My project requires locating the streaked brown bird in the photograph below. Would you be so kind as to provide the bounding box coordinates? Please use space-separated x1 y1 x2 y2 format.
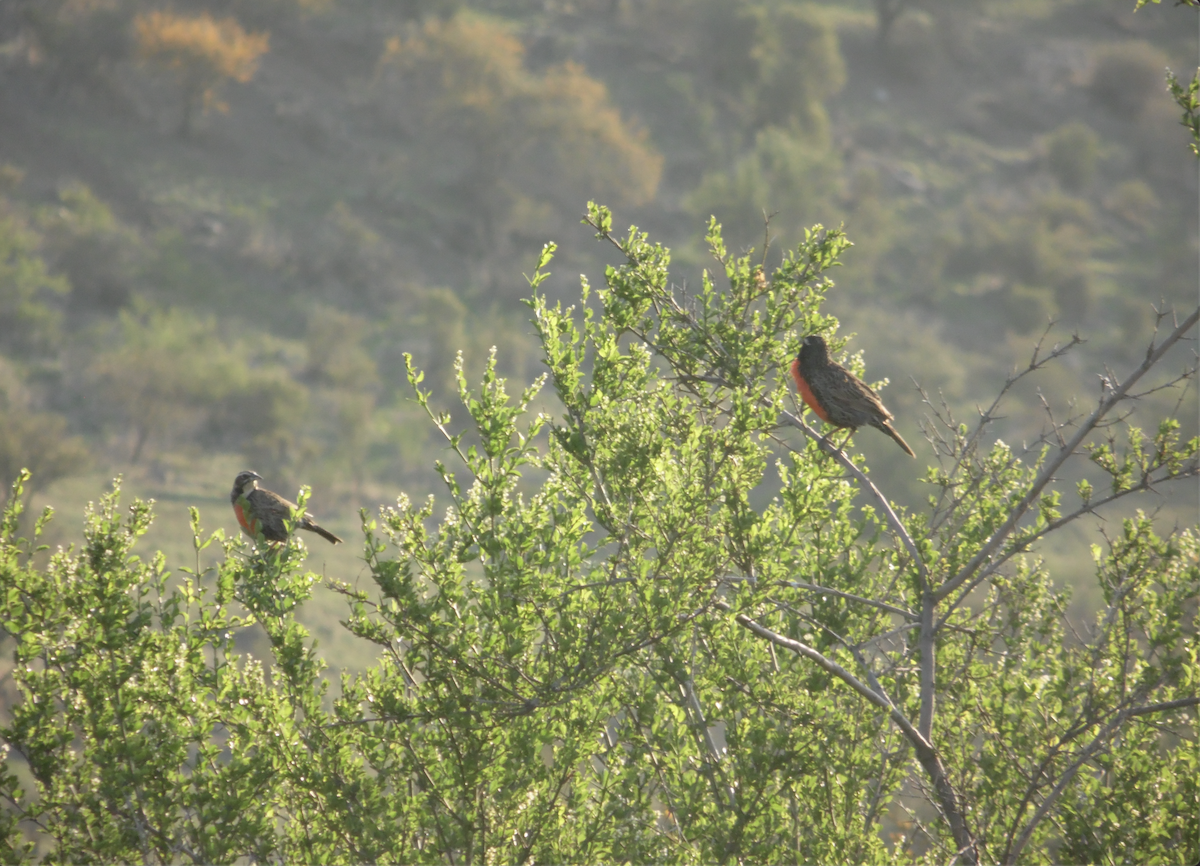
230 470 343 545
790 334 916 458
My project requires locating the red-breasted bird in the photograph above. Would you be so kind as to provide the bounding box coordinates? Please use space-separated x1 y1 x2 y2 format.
790 334 916 458
230 470 343 544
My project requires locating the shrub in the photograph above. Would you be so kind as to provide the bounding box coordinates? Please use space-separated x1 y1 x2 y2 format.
0 211 1195 864
0 210 68 356
36 181 145 311
748 4 846 134
17 0 132 92
0 358 88 506
372 13 661 273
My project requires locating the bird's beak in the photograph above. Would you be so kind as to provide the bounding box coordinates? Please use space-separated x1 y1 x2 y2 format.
250 472 262 481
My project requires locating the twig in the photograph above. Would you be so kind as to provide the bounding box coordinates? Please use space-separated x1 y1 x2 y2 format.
937 306 1199 604
720 574 916 619
784 579 917 620
943 455 1197 620
776 407 928 581
1004 695 1199 864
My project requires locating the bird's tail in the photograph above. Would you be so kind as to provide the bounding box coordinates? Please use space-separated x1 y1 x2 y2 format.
879 421 916 458
303 521 343 544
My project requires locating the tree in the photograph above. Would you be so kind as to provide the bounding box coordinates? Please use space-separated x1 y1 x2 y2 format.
371 12 661 285
0 202 1195 862
870 0 989 50
302 307 380 496
636 2 846 252
0 208 68 356
87 300 329 476
36 180 145 311
1089 40 1172 119
1044 121 1100 192
92 303 216 463
0 396 88 510
133 10 269 135
12 0 133 94
686 125 840 254
747 2 845 135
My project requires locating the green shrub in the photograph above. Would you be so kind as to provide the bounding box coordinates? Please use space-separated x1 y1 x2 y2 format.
1 213 1195 864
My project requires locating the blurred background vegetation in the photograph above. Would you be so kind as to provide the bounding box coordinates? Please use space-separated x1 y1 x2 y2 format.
0 0 1195 664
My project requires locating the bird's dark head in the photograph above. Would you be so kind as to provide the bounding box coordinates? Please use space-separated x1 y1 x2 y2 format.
799 333 831 366
231 470 262 501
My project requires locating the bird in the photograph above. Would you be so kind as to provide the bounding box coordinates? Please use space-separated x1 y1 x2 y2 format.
790 334 915 458
229 470 343 545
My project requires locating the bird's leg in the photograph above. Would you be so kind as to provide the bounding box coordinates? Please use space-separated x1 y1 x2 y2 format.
815 429 844 459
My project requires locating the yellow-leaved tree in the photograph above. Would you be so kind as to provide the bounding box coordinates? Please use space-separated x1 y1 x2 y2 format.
133 10 269 135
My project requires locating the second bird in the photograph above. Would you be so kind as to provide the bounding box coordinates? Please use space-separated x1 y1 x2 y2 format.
230 470 343 545
790 334 916 458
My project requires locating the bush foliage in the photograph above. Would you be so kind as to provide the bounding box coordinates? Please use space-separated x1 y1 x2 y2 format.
0 210 1194 863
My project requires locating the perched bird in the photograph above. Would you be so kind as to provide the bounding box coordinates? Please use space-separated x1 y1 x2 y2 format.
229 470 343 544
790 334 916 458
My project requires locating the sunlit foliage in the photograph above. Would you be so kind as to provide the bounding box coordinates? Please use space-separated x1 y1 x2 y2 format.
0 213 1193 863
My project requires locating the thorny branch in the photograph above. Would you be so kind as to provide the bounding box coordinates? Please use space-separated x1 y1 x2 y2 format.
1004 695 1200 864
944 453 1197 621
923 323 1085 526
936 305 1199 604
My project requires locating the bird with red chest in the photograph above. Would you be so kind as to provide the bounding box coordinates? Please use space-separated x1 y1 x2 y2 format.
230 470 343 545
790 334 916 458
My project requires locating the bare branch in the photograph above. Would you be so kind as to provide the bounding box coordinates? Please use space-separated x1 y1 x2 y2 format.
918 594 936 741
1036 389 1070 448
776 407 928 582
718 599 979 865
943 454 1198 619
771 599 907 706
783 579 917 620
1126 696 1200 717
716 600 901 720
934 326 1084 496
1005 694 1199 864
937 306 1200 603
760 208 778 269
